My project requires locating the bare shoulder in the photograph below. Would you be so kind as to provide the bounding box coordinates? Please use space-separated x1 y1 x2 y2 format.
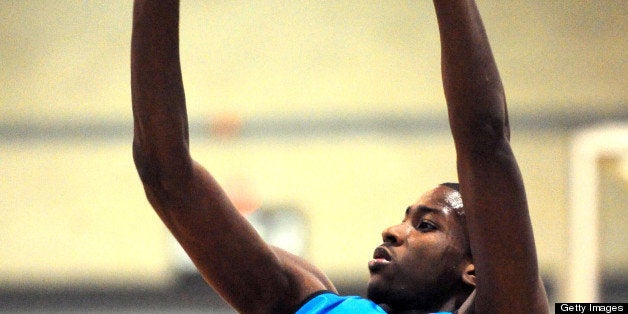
272 246 338 296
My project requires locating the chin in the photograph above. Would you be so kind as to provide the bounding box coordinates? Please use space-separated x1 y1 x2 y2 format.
367 267 391 293
367 282 427 311
366 279 398 307
366 278 384 303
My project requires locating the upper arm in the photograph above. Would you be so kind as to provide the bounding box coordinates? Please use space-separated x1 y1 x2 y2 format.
139 161 331 313
455 133 547 312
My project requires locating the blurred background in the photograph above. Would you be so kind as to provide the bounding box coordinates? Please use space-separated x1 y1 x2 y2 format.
1 1 626 313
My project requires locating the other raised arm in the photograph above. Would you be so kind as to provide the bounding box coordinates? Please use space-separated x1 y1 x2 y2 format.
432 0 549 312
131 1 333 312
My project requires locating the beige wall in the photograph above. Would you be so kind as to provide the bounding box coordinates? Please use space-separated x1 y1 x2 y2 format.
1 1 625 123
0 1 625 290
3 129 624 288
1 140 172 288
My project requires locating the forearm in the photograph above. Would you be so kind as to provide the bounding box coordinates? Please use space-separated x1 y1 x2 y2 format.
433 0 509 146
131 0 191 184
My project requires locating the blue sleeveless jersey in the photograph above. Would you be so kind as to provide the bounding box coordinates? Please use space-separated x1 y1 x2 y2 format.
295 291 454 314
295 292 386 313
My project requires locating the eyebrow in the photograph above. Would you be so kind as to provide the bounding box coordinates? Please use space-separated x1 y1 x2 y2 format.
406 205 446 218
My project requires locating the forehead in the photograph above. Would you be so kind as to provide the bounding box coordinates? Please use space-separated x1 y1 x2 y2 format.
408 186 463 217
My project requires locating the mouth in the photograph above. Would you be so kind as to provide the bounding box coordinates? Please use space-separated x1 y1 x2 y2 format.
368 246 392 272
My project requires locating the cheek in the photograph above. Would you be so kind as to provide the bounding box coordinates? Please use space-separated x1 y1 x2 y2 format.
405 233 463 267
394 236 460 288
444 230 468 257
403 235 442 266
438 234 469 273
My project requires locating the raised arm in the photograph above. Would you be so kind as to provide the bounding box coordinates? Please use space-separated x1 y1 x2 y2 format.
131 1 333 312
432 0 548 312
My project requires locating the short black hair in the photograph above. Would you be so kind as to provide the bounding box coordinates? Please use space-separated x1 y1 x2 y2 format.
440 182 460 192
438 182 463 215
438 182 472 257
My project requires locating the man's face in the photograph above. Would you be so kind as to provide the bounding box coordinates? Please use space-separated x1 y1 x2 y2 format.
367 185 471 310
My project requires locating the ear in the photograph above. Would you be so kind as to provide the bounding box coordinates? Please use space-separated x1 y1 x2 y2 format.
462 262 476 287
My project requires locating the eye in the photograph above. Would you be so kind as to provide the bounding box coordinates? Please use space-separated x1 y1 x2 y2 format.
416 220 437 231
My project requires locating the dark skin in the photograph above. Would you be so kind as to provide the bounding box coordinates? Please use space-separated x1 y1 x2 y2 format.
368 186 474 312
131 0 549 313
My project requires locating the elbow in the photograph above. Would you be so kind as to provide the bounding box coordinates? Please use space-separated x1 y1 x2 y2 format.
132 139 157 186
132 137 193 196
451 114 511 159
474 116 509 146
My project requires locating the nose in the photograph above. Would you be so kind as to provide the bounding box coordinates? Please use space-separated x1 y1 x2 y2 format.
382 223 405 246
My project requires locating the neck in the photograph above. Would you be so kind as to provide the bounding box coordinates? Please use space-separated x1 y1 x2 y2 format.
380 291 469 314
383 308 453 314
